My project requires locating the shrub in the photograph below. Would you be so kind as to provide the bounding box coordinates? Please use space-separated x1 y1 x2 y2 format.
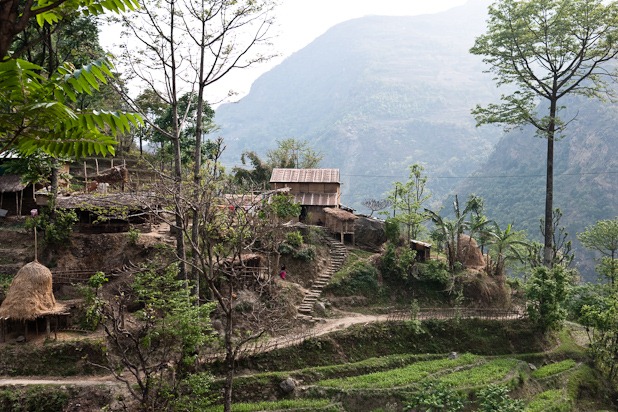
26 207 77 246
384 218 401 244
293 245 316 261
418 259 451 287
380 243 416 283
328 261 379 297
285 230 303 248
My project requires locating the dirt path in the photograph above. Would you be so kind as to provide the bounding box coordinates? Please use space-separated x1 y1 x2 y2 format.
0 375 121 386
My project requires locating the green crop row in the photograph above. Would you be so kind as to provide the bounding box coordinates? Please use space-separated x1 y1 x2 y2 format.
525 389 571 412
531 359 577 379
316 353 479 389
438 358 520 388
201 399 337 412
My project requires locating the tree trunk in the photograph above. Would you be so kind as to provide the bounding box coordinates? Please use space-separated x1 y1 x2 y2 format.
543 98 557 267
223 309 234 412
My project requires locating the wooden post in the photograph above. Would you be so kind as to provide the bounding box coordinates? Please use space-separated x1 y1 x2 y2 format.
95 158 99 175
84 162 88 189
46 317 50 339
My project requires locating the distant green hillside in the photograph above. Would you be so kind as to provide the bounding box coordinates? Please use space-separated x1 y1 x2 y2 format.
213 1 500 207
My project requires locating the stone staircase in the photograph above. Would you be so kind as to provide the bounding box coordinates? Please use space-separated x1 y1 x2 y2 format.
298 234 347 316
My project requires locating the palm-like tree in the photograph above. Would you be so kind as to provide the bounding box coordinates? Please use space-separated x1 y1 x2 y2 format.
487 223 530 277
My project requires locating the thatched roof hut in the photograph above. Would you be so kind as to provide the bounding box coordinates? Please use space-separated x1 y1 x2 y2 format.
0 261 66 321
324 207 358 244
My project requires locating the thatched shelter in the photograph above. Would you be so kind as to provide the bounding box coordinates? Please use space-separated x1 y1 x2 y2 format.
0 261 68 342
0 174 35 217
324 207 358 244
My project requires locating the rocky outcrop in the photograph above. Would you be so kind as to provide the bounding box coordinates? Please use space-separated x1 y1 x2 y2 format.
354 217 386 251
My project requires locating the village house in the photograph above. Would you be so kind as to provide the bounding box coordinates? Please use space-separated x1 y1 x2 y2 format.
269 168 341 225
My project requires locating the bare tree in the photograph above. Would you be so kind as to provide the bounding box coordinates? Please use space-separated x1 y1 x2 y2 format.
362 198 392 217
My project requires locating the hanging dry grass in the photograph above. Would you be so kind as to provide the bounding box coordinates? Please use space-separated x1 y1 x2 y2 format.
0 261 65 320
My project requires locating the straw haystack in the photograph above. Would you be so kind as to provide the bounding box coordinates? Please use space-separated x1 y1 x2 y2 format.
0 261 65 321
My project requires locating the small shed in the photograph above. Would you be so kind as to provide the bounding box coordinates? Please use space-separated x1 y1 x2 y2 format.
0 261 68 342
269 168 341 225
0 175 35 217
324 207 358 244
410 240 432 262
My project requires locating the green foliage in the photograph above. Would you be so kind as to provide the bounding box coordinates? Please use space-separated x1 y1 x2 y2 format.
201 399 336 412
285 230 303 248
531 360 577 379
128 226 140 245
0 386 69 412
328 261 379 297
384 218 401 244
78 271 108 330
0 274 13 297
26 207 78 246
526 265 575 332
318 354 479 389
292 245 316 262
417 259 451 288
476 384 524 412
405 380 466 412
379 242 416 283
578 218 618 285
438 358 520 388
266 138 323 169
266 193 302 220
172 373 217 412
525 389 571 412
580 290 618 382
0 58 142 157
387 164 431 243
100 265 216 410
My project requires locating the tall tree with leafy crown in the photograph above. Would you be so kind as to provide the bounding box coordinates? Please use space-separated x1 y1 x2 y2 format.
470 0 618 267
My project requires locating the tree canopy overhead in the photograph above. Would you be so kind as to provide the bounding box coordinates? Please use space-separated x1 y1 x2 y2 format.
0 0 139 59
470 0 618 266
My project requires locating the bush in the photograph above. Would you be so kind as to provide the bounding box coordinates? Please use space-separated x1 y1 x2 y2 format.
379 243 416 283
26 207 77 247
384 218 401 244
418 259 451 287
293 245 315 262
328 261 379 297
285 230 303 248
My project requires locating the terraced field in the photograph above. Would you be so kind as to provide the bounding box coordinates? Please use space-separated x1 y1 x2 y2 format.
205 322 612 412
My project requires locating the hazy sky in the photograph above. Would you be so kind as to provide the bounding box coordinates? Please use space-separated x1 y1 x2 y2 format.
210 0 469 104
101 1 470 104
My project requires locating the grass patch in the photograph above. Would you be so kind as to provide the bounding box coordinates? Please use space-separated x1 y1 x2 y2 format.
201 399 339 412
316 353 479 389
329 249 375 284
531 359 577 379
438 358 520 388
525 389 571 412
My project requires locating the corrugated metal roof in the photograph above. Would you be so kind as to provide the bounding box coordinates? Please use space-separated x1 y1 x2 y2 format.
292 192 338 206
270 168 340 183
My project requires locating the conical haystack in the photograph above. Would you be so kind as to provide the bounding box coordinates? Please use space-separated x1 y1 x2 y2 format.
0 261 65 321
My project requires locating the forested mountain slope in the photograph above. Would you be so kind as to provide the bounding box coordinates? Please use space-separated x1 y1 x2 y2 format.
452 95 618 281
213 0 499 207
